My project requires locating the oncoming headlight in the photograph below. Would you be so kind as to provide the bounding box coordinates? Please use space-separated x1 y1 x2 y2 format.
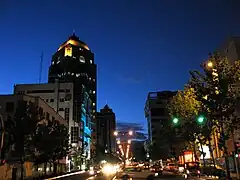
102 164 115 175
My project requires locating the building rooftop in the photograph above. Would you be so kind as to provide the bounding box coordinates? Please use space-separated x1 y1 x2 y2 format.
58 33 90 51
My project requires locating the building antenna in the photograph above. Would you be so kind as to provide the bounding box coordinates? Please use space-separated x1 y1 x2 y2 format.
39 52 43 84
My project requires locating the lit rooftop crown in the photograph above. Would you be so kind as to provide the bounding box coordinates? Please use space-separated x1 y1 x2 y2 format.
58 33 90 51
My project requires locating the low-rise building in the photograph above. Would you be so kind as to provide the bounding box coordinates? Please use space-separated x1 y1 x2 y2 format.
14 81 92 169
0 94 66 179
0 94 66 125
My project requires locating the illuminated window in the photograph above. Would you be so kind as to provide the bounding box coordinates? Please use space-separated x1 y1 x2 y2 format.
89 77 91 80
79 56 85 63
64 46 72 57
76 74 80 77
93 103 95 106
93 79 95 82
93 90 95 94
90 60 93 64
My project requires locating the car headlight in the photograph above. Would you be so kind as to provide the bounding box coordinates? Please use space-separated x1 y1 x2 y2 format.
89 170 94 175
102 164 115 175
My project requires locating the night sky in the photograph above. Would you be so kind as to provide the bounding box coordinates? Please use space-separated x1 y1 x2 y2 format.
1 0 240 132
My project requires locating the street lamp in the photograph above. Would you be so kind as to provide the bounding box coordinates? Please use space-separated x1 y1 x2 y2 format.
128 131 133 136
113 131 118 136
207 61 213 68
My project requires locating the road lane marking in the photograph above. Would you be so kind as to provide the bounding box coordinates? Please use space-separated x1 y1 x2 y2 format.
86 175 97 180
45 171 85 180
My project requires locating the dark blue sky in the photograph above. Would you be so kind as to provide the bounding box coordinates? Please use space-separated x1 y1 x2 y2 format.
1 0 240 131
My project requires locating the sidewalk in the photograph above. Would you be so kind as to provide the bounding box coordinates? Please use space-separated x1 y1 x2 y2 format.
24 170 86 180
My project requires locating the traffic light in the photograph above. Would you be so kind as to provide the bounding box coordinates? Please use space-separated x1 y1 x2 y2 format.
172 117 179 124
197 115 205 124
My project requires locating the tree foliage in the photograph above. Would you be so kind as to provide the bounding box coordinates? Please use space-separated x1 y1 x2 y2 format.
34 120 70 172
3 101 44 179
190 53 240 134
168 86 203 143
6 101 43 161
189 53 240 177
168 86 201 122
3 100 70 177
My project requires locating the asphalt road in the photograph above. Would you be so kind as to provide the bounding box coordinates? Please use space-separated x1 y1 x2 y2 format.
48 170 211 180
46 171 91 180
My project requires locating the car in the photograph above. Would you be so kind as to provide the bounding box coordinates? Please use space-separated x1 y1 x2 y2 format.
167 163 178 171
116 167 159 179
182 162 201 178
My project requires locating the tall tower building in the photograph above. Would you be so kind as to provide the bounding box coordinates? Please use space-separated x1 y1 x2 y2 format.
48 33 97 156
96 105 116 155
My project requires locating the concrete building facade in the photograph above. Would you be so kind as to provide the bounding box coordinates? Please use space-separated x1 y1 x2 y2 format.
47 33 97 157
0 94 66 180
14 81 92 168
144 91 177 143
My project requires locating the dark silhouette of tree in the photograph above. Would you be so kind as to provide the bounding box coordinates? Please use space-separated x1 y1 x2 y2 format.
34 120 70 174
4 101 43 180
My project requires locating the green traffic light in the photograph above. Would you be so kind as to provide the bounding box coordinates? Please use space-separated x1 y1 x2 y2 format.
197 116 204 123
173 118 179 124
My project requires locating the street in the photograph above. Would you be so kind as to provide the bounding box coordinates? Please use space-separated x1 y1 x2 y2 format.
46 171 91 180
47 170 221 180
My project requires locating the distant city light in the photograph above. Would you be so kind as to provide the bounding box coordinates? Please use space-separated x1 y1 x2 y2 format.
128 131 133 136
114 131 118 136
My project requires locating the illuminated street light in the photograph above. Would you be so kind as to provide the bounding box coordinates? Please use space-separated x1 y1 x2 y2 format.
207 61 213 68
127 140 131 144
113 131 118 136
117 140 121 144
128 131 133 136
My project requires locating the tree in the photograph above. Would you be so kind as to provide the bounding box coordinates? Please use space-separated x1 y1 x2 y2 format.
35 120 70 174
189 53 240 178
168 86 202 157
4 101 43 180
